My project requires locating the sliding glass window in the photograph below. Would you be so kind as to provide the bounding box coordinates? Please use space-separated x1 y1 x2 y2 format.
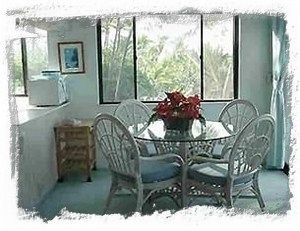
97 14 238 103
136 15 201 101
100 18 134 102
203 14 234 100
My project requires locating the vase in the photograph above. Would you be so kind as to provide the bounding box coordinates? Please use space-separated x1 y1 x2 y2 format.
163 117 193 132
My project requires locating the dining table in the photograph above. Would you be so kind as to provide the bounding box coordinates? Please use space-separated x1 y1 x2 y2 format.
134 119 234 207
134 119 233 162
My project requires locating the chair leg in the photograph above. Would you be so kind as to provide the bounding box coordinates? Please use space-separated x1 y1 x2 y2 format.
136 185 144 213
224 186 233 208
252 173 265 211
103 179 118 214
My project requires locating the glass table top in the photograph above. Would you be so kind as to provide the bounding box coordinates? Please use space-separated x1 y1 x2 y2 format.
134 120 233 142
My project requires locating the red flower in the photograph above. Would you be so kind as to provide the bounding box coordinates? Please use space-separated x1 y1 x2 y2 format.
148 91 206 124
165 91 186 107
187 95 201 106
155 100 173 118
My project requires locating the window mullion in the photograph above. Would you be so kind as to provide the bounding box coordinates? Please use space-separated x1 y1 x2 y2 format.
200 15 204 100
21 38 28 96
96 19 104 104
233 15 239 99
133 17 137 99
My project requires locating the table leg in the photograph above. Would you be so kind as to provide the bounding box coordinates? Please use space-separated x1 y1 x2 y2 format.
179 142 189 208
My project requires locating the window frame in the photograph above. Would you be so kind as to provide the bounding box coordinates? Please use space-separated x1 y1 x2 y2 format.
12 38 28 97
12 35 49 97
97 14 239 104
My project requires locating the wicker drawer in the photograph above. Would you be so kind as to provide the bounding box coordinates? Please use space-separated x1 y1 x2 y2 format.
54 120 96 182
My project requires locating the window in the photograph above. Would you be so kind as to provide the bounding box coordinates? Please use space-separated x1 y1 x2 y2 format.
9 39 25 95
97 14 239 103
9 30 48 96
136 15 201 101
27 37 48 79
203 14 235 100
100 18 134 101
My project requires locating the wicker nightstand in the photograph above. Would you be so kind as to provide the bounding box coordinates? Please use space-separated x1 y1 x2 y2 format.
54 120 96 182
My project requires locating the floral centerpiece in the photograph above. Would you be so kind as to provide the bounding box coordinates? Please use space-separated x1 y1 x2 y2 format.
148 91 206 131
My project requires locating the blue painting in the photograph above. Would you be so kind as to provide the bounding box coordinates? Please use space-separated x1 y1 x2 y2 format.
64 47 79 69
58 41 85 74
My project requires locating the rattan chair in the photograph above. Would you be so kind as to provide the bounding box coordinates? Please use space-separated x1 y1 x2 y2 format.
114 99 152 136
218 99 259 135
93 113 184 213
212 99 260 159
114 99 156 156
185 114 275 211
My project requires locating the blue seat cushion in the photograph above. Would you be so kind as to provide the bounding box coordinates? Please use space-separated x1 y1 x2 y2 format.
136 141 157 157
145 142 157 156
188 163 253 186
140 159 181 183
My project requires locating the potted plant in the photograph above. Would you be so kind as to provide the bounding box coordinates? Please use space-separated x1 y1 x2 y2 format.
148 91 206 132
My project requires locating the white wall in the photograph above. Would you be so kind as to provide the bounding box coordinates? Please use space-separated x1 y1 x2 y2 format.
240 15 273 114
15 107 68 208
48 19 102 119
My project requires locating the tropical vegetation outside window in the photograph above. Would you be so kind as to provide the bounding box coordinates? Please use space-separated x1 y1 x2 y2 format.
98 14 238 103
9 39 25 95
136 15 201 101
27 37 48 80
203 14 234 100
9 30 48 96
100 18 135 102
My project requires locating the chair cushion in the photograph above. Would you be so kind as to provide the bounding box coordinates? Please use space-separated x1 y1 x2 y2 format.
136 141 157 157
140 159 181 183
211 143 224 159
188 163 253 186
145 142 157 156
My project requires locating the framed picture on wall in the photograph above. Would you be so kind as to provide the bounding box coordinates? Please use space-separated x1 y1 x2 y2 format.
58 41 85 74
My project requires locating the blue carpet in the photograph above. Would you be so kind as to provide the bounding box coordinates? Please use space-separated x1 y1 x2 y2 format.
31 169 291 221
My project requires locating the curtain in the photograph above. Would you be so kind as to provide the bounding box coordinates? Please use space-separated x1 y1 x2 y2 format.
266 17 288 169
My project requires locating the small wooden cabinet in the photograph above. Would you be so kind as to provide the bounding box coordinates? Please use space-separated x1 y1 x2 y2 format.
54 120 96 182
